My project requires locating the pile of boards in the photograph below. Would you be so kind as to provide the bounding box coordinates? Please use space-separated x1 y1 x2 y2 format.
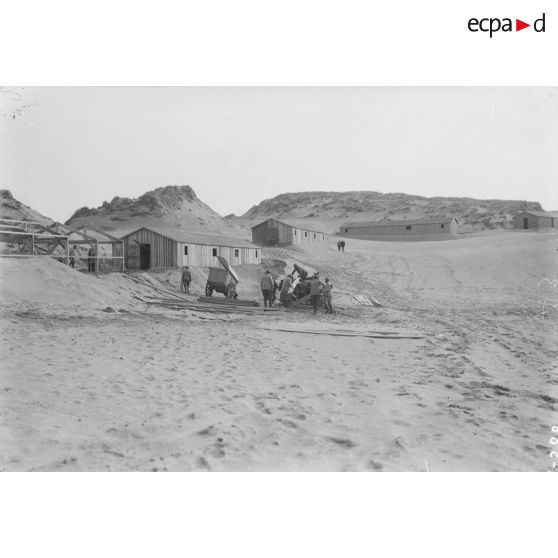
123 273 278 315
136 294 278 315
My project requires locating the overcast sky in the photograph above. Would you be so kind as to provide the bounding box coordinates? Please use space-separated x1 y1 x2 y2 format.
1 87 557 223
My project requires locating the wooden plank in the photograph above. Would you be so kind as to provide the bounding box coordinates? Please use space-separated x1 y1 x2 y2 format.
136 295 279 313
35 223 66 236
141 302 277 314
258 326 422 339
352 295 382 307
197 296 259 307
216 256 240 282
0 218 46 226
122 274 194 301
0 231 67 239
56 222 96 240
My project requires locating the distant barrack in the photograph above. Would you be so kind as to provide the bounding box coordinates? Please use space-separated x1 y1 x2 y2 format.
340 215 456 228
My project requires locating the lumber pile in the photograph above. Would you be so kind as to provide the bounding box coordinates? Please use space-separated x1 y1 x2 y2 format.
136 295 278 315
197 296 260 307
124 272 278 315
123 274 197 301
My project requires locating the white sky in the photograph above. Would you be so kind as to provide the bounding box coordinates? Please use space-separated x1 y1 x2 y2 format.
1 87 557 223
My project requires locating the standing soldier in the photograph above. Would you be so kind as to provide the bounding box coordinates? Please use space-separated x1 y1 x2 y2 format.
69 246 76 268
323 277 334 314
181 266 192 293
260 270 274 308
272 276 280 306
280 274 293 308
87 246 96 272
305 273 325 315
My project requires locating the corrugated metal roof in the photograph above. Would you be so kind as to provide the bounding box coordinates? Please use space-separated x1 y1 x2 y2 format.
251 218 326 234
518 210 558 218
120 226 257 248
340 216 457 228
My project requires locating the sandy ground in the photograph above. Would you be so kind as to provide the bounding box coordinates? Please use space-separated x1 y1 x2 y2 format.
0 230 557 471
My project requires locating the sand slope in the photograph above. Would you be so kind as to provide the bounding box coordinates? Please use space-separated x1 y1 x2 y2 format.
0 230 556 471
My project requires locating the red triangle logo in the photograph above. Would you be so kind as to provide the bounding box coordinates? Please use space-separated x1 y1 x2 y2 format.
516 19 530 31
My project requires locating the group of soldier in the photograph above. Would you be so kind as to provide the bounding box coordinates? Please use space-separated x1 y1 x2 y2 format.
67 245 98 272
178 263 334 315
260 268 334 314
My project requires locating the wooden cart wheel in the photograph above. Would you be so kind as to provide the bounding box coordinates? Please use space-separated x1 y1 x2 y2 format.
205 282 213 297
226 283 236 298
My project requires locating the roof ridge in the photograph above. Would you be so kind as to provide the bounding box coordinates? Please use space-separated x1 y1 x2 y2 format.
120 225 257 247
251 217 326 234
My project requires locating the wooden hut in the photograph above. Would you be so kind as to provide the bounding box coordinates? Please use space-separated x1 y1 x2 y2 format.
339 216 459 239
513 211 558 230
251 218 326 246
120 226 261 270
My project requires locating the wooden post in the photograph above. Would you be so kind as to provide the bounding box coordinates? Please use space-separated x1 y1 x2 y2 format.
65 236 69 266
31 234 35 255
95 240 99 274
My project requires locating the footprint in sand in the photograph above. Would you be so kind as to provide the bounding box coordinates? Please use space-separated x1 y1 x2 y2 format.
326 437 356 449
350 380 370 389
367 459 384 471
278 418 298 429
210 439 226 458
196 457 211 470
391 418 412 427
197 425 216 436
256 401 273 415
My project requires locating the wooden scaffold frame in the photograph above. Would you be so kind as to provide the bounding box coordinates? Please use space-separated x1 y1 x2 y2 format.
0 218 126 272
56 223 125 272
0 218 69 262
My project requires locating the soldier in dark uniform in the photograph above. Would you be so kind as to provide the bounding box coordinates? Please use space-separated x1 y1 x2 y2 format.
181 266 192 293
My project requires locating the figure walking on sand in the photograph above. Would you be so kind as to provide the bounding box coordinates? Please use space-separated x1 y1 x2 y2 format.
323 277 334 314
261 270 274 308
337 240 342 252
305 273 325 315
341 240 346 252
181 266 192 293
